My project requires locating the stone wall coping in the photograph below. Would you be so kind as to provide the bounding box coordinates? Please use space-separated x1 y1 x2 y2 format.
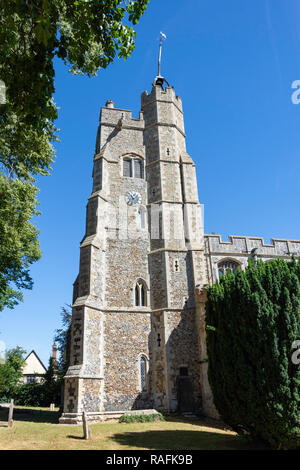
93 154 119 164
59 409 160 424
146 159 195 168
61 409 159 417
151 307 196 313
80 236 102 249
71 300 152 314
101 307 151 313
207 252 295 259
205 234 300 245
146 200 199 206
149 248 204 254
100 121 144 132
100 106 144 122
87 191 109 202
64 375 104 379
146 159 181 167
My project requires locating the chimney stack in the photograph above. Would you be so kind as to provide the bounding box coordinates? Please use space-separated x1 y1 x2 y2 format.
52 343 57 361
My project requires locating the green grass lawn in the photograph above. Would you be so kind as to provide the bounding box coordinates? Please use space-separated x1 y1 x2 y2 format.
0 406 266 450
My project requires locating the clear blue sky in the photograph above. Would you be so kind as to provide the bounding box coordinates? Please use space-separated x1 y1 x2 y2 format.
1 0 300 366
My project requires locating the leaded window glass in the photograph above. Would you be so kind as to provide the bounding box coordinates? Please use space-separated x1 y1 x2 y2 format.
140 357 146 391
123 156 144 178
218 261 239 278
26 375 37 384
123 158 132 177
134 158 143 178
135 285 139 306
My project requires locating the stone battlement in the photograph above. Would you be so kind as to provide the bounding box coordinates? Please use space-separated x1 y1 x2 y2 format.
205 234 300 257
141 85 183 111
100 105 144 128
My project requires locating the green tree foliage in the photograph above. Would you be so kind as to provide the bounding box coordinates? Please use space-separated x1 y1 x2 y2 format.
0 346 26 397
44 356 57 384
206 258 300 450
0 307 72 406
11 381 61 407
42 355 61 406
0 0 149 310
0 0 149 132
53 305 72 375
0 352 61 407
0 176 41 310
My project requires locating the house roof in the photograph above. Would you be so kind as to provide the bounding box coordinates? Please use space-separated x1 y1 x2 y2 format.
23 350 47 375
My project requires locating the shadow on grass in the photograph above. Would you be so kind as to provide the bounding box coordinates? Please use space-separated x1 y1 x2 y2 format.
0 407 59 424
165 415 233 432
110 429 267 451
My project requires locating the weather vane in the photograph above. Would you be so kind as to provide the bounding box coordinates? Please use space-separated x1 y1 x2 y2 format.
158 32 166 77
154 32 169 89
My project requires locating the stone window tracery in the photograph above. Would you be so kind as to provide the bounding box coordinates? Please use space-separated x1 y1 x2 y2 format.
218 260 239 278
123 155 144 179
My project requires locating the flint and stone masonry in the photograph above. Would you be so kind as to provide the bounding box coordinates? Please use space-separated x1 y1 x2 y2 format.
59 78 300 424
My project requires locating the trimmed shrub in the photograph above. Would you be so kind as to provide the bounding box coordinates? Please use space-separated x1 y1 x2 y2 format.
119 412 164 423
206 258 300 450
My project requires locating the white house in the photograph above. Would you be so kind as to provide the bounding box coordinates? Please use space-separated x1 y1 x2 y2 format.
22 350 47 384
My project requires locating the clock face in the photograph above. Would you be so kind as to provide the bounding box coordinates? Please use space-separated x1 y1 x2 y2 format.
126 191 141 206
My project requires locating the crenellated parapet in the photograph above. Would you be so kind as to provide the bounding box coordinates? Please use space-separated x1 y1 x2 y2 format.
204 234 300 283
205 234 300 257
100 105 145 129
141 85 183 112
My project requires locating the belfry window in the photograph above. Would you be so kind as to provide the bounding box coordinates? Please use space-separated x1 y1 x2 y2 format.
218 260 239 278
135 280 146 307
123 155 144 179
134 158 143 178
123 158 132 177
140 357 147 392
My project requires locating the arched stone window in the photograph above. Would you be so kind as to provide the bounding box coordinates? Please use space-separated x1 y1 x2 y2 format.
123 155 144 179
135 280 147 307
218 260 240 278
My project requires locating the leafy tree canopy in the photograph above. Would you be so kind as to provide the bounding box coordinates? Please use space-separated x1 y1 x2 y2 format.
53 305 72 375
0 0 149 310
0 175 41 310
0 346 26 396
1 0 149 133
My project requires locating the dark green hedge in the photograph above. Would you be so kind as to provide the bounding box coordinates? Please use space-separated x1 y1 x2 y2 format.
0 380 62 407
206 258 300 450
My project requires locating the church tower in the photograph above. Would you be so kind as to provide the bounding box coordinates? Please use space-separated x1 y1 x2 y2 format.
60 67 208 423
